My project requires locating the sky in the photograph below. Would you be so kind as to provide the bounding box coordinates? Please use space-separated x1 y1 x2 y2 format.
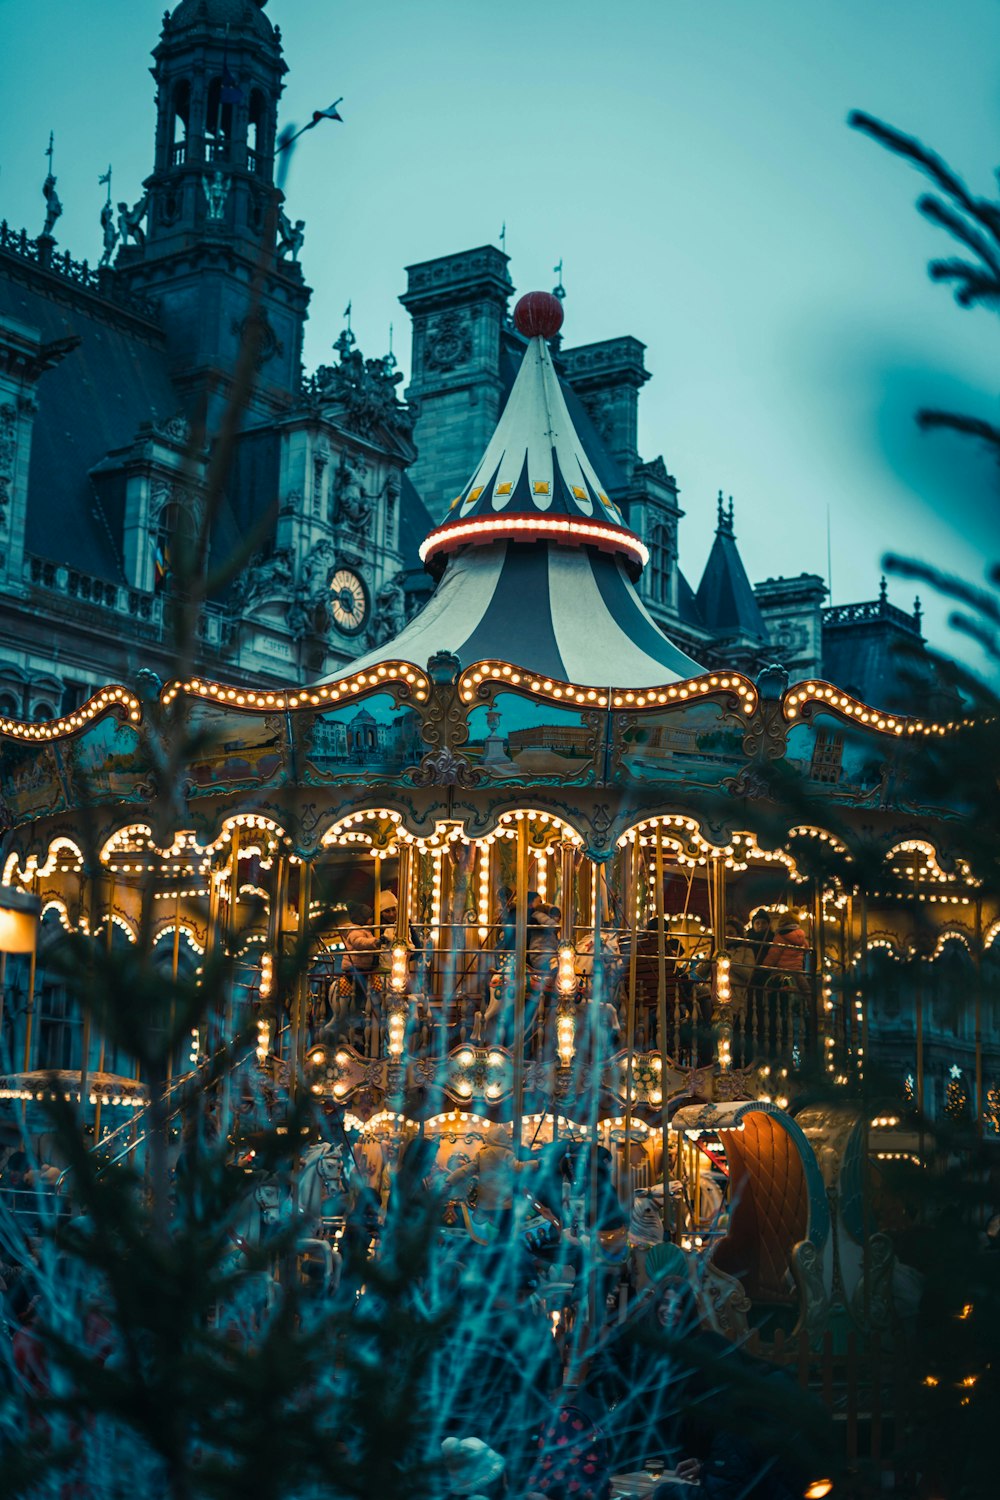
2 0 998 671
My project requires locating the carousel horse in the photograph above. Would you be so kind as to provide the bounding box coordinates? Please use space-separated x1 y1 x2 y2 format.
226 1140 352 1288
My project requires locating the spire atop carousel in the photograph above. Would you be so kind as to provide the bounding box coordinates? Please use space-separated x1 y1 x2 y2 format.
339 290 706 688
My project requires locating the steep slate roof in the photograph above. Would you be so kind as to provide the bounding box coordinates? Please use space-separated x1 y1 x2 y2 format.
0 267 179 581
695 496 768 641
821 588 950 713
398 473 436 602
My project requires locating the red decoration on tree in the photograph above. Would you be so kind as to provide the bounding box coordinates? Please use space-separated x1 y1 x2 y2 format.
514 291 564 340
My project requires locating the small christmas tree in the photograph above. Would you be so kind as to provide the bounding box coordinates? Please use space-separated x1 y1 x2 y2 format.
944 1066 969 1122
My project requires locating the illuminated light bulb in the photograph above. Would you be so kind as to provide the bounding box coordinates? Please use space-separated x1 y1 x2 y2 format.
556 1011 576 1065
557 942 577 997
390 942 409 994
803 1482 834 1500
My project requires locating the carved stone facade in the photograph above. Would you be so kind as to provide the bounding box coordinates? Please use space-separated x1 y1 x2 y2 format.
400 246 513 518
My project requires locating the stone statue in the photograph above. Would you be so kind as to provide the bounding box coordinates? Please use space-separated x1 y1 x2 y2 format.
286 586 313 641
99 200 119 267
333 451 373 531
202 171 229 222
308 348 413 441
301 538 337 600
234 547 293 607
117 195 148 250
370 571 406 647
277 209 305 261
41 174 63 238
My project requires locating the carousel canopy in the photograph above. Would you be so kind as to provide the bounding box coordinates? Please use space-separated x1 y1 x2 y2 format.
338 292 706 689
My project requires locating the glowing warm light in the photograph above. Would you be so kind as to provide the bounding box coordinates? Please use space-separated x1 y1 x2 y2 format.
803 1482 833 1500
419 513 649 569
556 1011 576 1066
387 1007 406 1058
557 942 577 998
390 942 409 994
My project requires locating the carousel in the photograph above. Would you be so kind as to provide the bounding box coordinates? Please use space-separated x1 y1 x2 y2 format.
0 290 991 1336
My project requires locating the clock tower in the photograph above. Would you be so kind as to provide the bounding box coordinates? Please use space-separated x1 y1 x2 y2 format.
114 0 310 424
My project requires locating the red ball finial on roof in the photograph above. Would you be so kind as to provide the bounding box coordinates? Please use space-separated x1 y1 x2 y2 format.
513 291 564 340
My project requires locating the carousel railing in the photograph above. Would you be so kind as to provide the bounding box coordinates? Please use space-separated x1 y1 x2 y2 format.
294 922 821 1072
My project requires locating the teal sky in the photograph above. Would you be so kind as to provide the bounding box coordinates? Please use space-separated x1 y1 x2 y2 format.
2 0 998 672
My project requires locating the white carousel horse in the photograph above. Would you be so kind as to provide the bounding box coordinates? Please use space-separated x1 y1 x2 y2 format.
226 1140 351 1287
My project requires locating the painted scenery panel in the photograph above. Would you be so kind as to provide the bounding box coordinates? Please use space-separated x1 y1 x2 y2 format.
298 693 424 785
465 693 600 785
0 741 67 823
186 706 288 797
64 716 149 806
785 711 960 817
615 701 745 788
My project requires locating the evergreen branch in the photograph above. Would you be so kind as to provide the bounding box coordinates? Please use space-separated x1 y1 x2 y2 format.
918 196 1000 279
914 407 1000 456
947 610 1000 662
883 553 1000 629
848 111 979 215
928 258 1000 307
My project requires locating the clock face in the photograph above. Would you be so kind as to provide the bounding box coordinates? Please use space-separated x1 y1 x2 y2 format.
329 568 368 634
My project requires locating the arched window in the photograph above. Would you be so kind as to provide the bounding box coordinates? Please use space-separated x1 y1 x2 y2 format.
32 701 55 722
153 503 179 595
248 89 267 173
171 80 191 166
206 77 234 162
0 691 20 718
649 525 672 606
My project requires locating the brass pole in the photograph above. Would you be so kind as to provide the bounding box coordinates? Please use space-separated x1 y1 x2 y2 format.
974 895 984 1137
812 877 824 1060
166 892 181 1089
290 860 312 1097
267 853 288 1057
22 946 37 1076
79 876 92 1108
588 867 603 1333
623 837 640 1204
655 825 670 1237
22 872 40 1075
220 828 241 1131
93 875 115 1146
396 844 412 944
0 952 7 1063
512 821 529 1148
859 887 872 1328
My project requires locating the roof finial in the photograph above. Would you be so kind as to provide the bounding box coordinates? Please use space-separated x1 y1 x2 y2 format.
913 595 923 631
499 221 507 256
382 321 397 375
513 291 564 340
727 494 735 533
879 574 888 605
717 489 725 528
552 258 566 302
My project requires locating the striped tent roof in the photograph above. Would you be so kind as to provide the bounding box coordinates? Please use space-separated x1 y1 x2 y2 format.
326 297 706 690
420 331 647 574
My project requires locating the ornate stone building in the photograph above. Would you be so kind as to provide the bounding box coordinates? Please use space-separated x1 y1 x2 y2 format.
0 0 935 724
